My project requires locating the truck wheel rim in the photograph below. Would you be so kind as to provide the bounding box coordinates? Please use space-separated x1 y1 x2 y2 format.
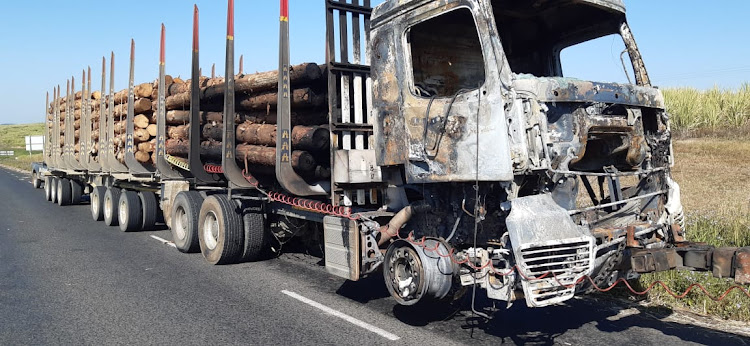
203 211 219 250
174 206 187 240
119 200 128 225
104 195 112 218
92 193 99 215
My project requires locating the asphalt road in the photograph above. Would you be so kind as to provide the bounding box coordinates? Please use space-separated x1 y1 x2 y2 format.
1 166 748 345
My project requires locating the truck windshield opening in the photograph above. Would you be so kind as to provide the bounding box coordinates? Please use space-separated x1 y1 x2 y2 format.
491 0 625 79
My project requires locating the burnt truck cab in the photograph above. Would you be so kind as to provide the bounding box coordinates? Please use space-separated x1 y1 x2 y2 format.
365 0 694 307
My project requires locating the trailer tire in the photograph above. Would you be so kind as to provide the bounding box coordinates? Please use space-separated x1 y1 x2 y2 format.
171 191 203 253
90 186 106 221
31 172 41 189
139 191 159 231
70 180 83 205
103 187 121 226
57 178 71 206
241 210 269 262
198 195 243 265
50 178 58 203
118 190 142 232
44 177 53 201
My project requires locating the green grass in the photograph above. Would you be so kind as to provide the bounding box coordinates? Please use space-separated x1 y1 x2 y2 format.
664 83 750 138
0 123 46 172
0 123 45 149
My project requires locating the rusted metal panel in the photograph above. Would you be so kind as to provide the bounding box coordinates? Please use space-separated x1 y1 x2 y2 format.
629 248 678 273
712 247 738 279
735 248 750 285
513 77 665 109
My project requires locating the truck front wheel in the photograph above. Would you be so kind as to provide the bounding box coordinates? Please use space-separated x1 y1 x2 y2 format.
198 195 243 265
31 172 41 189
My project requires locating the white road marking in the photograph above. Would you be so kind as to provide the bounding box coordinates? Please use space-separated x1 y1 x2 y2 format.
281 290 400 341
149 235 177 248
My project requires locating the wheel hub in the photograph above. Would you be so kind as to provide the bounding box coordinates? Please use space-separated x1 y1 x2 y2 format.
383 239 455 306
203 211 219 250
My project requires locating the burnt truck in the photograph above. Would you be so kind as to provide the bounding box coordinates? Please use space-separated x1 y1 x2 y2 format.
38 0 749 311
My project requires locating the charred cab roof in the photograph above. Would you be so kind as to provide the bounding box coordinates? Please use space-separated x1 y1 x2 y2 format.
372 0 627 29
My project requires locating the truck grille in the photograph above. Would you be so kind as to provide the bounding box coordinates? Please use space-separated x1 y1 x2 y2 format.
517 238 595 307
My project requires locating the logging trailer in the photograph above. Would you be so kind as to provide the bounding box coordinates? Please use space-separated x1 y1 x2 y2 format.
36 0 749 311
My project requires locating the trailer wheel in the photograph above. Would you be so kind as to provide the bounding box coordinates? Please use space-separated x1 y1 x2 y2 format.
90 186 106 221
50 178 58 203
139 191 159 231
44 177 53 201
241 210 269 262
198 195 244 265
57 178 71 206
171 191 203 253
103 187 122 226
70 180 83 205
118 190 142 232
31 172 41 189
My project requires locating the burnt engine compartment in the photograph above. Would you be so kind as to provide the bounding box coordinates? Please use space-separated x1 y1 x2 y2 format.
395 100 674 247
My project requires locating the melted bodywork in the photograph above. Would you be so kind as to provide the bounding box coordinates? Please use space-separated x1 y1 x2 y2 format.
324 0 749 308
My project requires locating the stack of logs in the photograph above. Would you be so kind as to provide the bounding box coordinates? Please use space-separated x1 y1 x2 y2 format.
163 62 330 180
46 62 330 180
49 90 101 163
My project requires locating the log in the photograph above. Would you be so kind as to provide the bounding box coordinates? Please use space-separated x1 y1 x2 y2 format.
134 128 150 143
201 63 322 103
166 138 189 157
146 124 157 137
134 114 150 129
236 122 329 151
236 88 325 111
134 98 152 114
135 83 153 98
114 120 126 133
168 124 189 140
234 144 316 172
164 110 223 125
200 139 222 158
114 90 128 104
92 91 102 100
202 122 222 141
135 150 151 163
138 139 156 153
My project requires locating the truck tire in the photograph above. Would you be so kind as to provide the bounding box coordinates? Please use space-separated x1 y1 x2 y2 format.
44 177 53 201
70 180 83 205
198 195 244 265
171 191 203 253
118 190 142 232
139 191 159 231
31 172 41 189
103 187 122 226
50 178 58 203
57 178 71 206
90 186 106 221
241 210 269 262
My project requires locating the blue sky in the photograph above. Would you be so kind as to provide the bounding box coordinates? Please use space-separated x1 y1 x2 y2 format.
0 0 748 124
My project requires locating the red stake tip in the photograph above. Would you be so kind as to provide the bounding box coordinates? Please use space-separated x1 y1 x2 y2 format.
227 0 234 37
281 0 289 20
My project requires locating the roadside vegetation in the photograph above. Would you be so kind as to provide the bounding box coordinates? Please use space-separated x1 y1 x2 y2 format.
0 123 44 171
665 83 750 138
